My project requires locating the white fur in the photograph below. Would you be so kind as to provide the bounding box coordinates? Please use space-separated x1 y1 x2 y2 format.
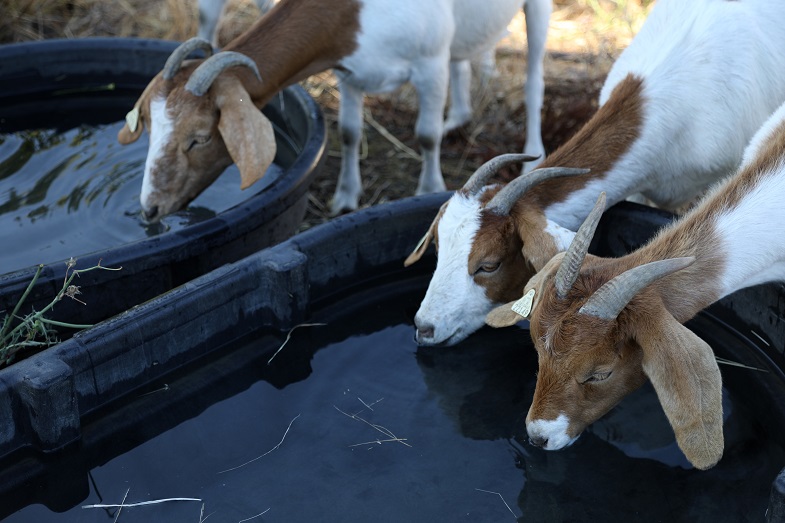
526 413 578 450
544 219 576 251
414 193 494 346
715 160 785 295
740 102 785 169
546 0 785 225
141 97 173 210
329 0 550 215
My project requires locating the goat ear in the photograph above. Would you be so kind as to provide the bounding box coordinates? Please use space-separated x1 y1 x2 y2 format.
485 300 525 327
118 75 163 145
216 78 276 190
639 309 724 470
486 253 563 327
403 229 434 267
117 104 144 144
404 200 450 267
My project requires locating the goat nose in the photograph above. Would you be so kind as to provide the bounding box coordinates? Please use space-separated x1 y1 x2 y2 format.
416 324 435 341
529 435 548 448
142 205 159 222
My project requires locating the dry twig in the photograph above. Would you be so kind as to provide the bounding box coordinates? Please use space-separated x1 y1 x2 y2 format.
334 404 411 448
218 414 301 474
267 323 327 365
475 488 518 520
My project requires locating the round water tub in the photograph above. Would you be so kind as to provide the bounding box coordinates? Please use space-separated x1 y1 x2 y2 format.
0 194 783 522
0 38 325 332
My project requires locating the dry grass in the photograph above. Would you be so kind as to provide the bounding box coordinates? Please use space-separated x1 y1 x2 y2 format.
0 0 653 230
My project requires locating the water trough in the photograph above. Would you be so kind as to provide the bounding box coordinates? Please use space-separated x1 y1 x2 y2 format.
0 194 783 521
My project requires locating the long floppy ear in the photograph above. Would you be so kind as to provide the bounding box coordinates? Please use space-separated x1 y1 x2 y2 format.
404 200 449 267
485 253 565 327
639 308 724 470
216 77 277 190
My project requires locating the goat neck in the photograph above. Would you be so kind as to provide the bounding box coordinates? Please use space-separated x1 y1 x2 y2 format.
222 0 361 106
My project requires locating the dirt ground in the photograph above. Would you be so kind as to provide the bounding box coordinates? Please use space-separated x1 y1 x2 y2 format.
1 0 652 230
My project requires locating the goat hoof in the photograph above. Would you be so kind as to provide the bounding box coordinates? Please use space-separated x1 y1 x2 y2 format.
443 119 472 141
328 195 359 217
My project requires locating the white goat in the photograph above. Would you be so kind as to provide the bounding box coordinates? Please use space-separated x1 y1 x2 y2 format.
406 0 785 347
485 98 785 470
118 0 551 222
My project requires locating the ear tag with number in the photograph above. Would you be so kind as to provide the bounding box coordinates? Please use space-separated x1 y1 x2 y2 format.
511 288 535 318
125 106 140 133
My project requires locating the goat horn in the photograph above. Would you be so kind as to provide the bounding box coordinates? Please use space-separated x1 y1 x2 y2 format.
461 154 540 196
485 166 590 216
579 257 696 320
163 37 214 80
553 192 606 299
185 51 262 96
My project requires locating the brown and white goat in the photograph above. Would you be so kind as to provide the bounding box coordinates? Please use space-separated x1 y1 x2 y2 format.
406 0 785 347
118 0 551 222
485 99 785 470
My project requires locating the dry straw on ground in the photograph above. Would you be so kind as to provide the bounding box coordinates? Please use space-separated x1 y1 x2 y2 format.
1 0 653 229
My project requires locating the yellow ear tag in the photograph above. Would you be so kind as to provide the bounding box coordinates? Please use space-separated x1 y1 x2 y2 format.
125 106 140 133
511 288 535 318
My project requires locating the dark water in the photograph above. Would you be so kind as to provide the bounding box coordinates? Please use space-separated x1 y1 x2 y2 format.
0 123 284 273
2 277 783 522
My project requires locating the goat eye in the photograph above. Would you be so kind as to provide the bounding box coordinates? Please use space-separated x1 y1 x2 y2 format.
475 262 500 275
186 135 211 152
584 371 612 384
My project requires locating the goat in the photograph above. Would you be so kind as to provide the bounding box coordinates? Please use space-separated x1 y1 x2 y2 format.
405 0 785 347
118 0 551 222
485 98 785 470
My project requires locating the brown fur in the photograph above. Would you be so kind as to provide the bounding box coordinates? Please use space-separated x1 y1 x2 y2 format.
524 74 645 207
224 0 361 107
516 263 723 469
525 273 648 438
468 213 530 303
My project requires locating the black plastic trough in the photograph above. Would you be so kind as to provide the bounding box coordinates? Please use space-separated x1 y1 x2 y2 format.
0 38 326 329
0 194 783 520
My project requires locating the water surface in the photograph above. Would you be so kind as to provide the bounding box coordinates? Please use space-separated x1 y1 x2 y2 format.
2 278 782 522
0 123 283 272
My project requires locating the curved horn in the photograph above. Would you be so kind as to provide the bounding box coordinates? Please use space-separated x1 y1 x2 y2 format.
185 51 262 96
579 256 695 320
163 37 214 80
553 192 606 299
461 154 540 195
485 166 590 216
